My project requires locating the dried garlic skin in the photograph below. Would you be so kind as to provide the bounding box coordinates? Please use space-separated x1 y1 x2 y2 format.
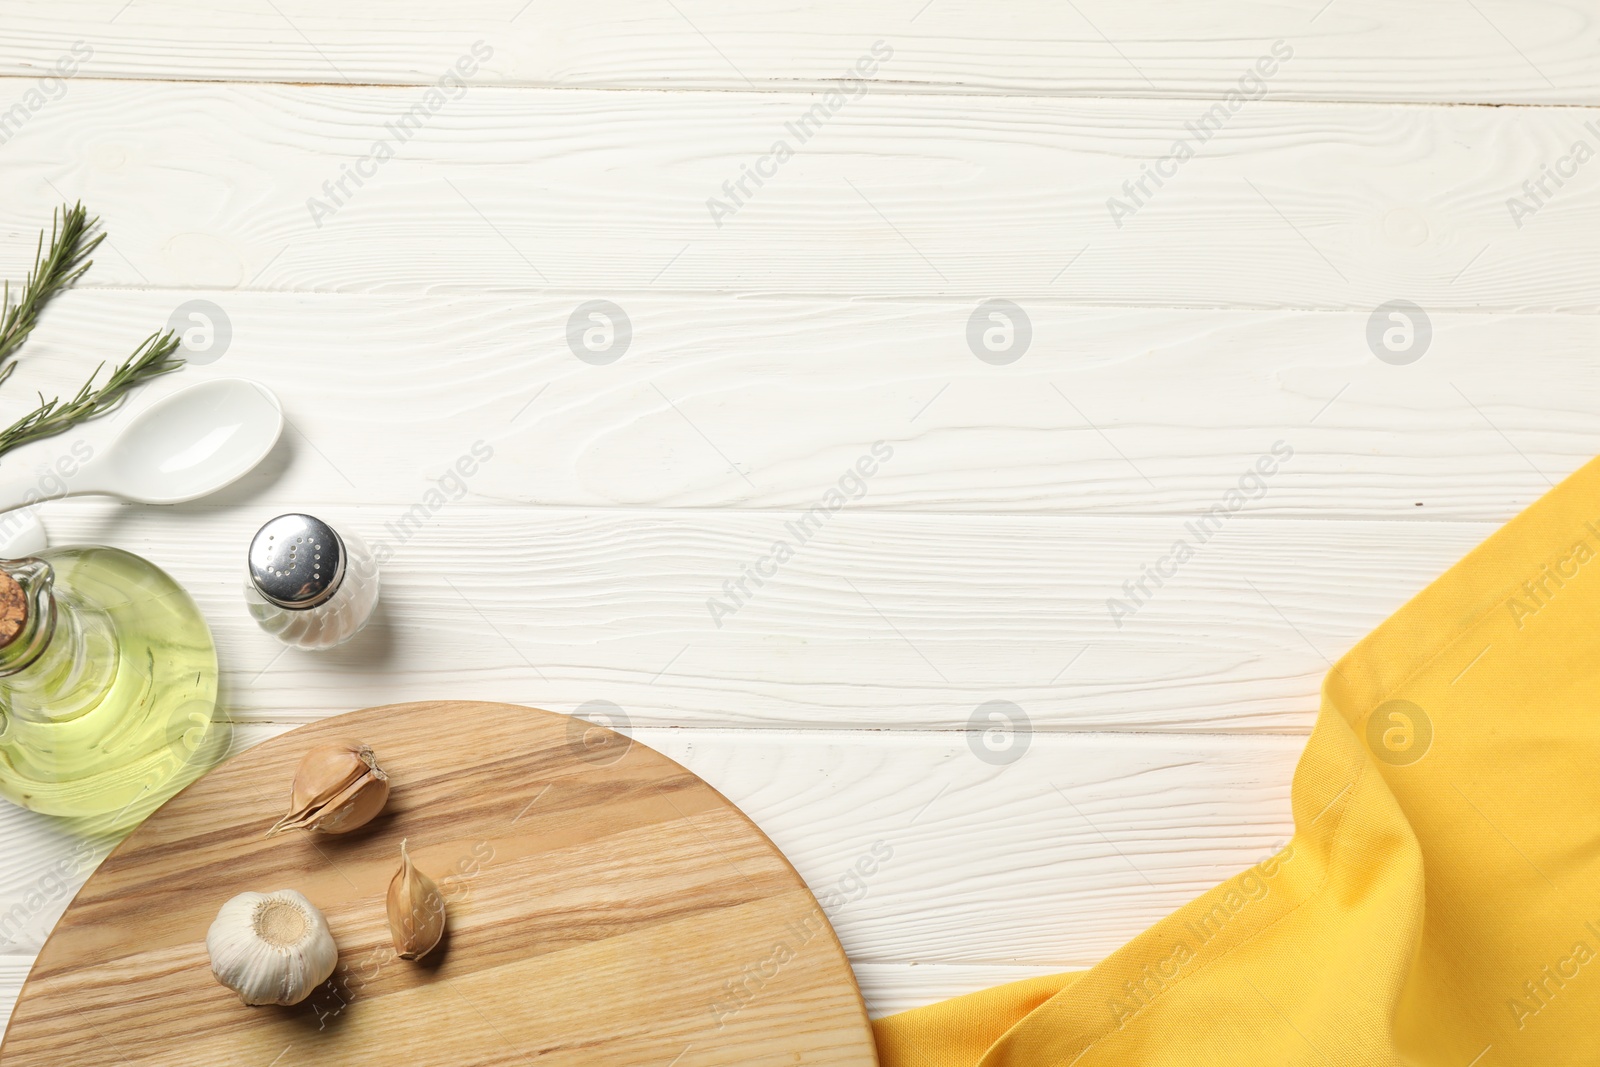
267 741 390 836
207 889 338 1006
388 838 446 960
288 743 371 810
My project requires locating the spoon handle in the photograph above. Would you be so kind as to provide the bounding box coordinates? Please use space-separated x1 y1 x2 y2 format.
0 473 76 518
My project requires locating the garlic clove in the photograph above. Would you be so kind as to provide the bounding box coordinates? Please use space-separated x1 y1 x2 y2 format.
307 772 390 834
267 741 390 837
387 838 446 960
207 889 339 1006
288 742 372 810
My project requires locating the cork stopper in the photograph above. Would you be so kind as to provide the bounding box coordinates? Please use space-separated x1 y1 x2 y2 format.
0 572 26 648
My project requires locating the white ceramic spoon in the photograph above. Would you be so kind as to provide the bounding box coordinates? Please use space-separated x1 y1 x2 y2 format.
0 378 284 557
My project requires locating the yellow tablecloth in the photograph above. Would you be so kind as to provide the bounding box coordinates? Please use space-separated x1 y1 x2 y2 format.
876 458 1600 1066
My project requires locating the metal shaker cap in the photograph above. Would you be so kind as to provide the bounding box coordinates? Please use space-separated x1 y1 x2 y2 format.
249 514 345 609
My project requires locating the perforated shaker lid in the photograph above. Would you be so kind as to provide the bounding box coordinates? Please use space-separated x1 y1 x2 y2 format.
248 514 346 610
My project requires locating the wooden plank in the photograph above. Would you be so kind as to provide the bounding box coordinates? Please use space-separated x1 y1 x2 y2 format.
0 292 1593 519
689 729 1299 967
853 961 1069 1018
3 1 1598 103
1 85 1597 308
6 500 1468 732
0 725 1300 970
1 955 1080 1026
0 958 25 1034
3 957 1079 1025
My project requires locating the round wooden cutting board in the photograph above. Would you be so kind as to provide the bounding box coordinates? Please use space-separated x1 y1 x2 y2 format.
0 701 879 1066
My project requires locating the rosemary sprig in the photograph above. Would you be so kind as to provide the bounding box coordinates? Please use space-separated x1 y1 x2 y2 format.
0 330 184 457
0 202 104 385
0 203 186 461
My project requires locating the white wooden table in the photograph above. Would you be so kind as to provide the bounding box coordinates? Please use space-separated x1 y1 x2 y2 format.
0 0 1596 1031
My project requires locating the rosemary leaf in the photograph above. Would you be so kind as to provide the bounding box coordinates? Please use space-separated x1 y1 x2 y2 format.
0 330 184 458
0 203 104 376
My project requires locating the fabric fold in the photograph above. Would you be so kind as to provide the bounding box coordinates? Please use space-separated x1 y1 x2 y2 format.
875 457 1600 1066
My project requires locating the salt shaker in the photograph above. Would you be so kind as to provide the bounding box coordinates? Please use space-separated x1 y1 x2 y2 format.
244 514 379 650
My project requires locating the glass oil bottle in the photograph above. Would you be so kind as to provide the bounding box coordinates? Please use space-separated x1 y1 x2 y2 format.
0 547 223 827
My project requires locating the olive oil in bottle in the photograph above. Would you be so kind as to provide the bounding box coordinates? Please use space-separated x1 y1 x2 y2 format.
0 547 223 827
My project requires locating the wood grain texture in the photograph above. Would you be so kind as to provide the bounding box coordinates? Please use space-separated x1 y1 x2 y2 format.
0 727 286 956
3 1 1599 103
0 703 879 1066
0 724 1301 964
0 0 1586 1040
652 729 1299 968
0 961 21 1031
11 501 1470 732
0 956 1073 1023
1 84 1597 308
853 962 1068 1018
3 293 1593 519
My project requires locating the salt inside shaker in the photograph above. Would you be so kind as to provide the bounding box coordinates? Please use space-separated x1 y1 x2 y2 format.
245 514 379 650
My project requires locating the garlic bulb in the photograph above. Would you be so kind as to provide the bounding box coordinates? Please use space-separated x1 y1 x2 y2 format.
267 741 390 836
387 839 446 960
207 889 339 1006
